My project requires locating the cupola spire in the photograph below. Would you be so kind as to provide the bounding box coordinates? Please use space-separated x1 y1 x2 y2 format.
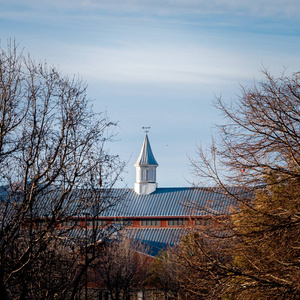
134 129 158 195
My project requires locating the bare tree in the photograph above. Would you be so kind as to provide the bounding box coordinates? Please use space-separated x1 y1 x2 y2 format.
192 69 300 188
8 236 81 300
150 249 184 300
94 235 151 300
0 41 125 299
151 226 232 300
186 70 300 298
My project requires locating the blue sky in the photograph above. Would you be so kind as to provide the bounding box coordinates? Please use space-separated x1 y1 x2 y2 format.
1 0 300 187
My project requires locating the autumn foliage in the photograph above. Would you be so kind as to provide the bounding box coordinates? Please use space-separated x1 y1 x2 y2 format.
154 70 300 299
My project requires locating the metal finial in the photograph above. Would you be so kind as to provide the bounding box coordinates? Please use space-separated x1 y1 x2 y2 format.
142 126 150 133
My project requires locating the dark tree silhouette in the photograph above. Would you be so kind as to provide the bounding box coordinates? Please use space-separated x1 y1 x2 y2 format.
183 70 300 299
0 41 125 299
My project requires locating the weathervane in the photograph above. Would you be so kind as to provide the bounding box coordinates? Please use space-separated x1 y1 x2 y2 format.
142 126 151 133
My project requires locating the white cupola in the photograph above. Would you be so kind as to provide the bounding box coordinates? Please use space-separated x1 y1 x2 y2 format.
134 132 158 195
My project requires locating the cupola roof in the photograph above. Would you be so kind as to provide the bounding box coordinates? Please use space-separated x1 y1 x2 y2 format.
134 134 158 167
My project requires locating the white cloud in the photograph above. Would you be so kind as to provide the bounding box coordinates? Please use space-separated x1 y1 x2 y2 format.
49 43 263 85
1 0 300 18
2 0 299 86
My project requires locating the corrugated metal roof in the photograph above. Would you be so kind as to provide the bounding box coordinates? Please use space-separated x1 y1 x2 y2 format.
28 187 246 218
97 187 242 218
127 227 185 246
5 186 250 221
134 134 158 166
126 227 186 256
60 227 187 256
1 185 250 257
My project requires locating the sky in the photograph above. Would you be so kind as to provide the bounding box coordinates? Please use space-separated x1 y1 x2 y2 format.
1 0 300 188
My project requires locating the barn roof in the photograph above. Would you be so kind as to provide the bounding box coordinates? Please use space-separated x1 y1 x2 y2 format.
1 185 252 257
97 187 241 218
67 226 187 257
126 227 186 256
31 186 245 218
